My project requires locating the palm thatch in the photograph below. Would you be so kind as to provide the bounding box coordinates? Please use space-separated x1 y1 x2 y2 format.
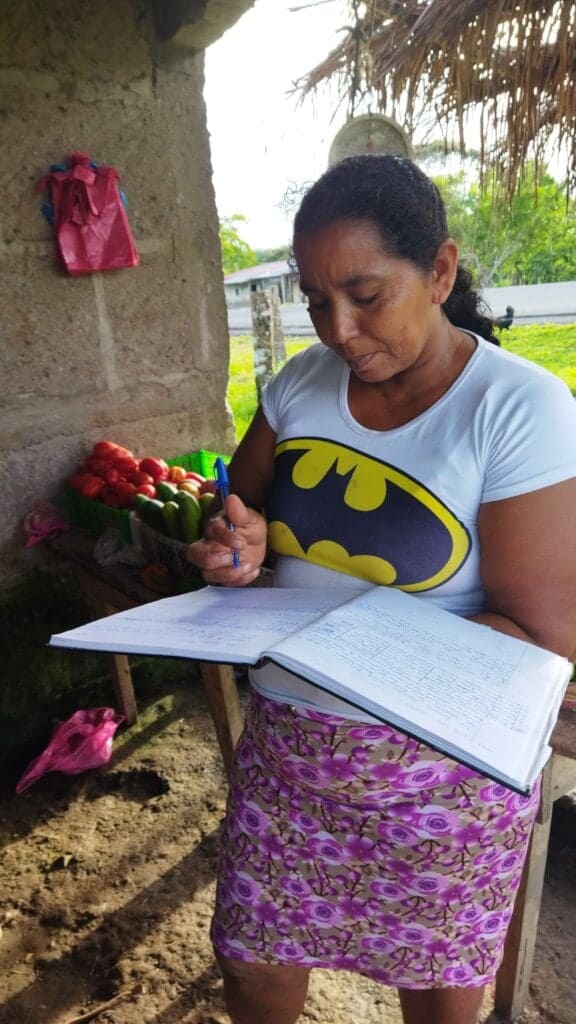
296 0 576 196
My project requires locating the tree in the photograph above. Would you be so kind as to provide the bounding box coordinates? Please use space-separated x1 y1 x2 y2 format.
435 164 576 286
297 1 576 199
254 246 291 264
219 215 256 275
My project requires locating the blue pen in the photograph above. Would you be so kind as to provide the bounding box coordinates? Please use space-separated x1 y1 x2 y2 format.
214 458 240 568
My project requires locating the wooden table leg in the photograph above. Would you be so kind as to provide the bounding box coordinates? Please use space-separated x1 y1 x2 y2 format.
494 811 552 1019
109 652 138 725
494 753 576 1021
199 662 244 778
97 600 138 726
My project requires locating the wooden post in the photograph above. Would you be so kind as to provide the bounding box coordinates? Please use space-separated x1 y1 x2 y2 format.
269 284 286 367
250 288 274 399
108 652 139 726
88 596 139 725
493 753 576 1020
199 662 244 777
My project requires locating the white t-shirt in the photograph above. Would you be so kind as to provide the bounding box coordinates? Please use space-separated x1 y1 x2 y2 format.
250 336 576 718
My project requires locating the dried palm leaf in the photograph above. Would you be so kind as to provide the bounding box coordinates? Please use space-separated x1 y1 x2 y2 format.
296 0 576 197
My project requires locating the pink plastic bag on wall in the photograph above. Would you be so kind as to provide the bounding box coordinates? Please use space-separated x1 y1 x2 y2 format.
16 707 125 794
37 152 139 275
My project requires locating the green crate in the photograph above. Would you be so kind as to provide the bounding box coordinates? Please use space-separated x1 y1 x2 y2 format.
166 449 231 478
65 485 132 543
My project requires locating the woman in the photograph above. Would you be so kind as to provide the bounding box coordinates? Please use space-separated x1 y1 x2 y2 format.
189 155 576 1024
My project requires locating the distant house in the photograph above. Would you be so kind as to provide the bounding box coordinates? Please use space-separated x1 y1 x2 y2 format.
224 260 303 307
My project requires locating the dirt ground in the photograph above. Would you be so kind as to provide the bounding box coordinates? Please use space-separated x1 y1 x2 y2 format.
1 682 575 1024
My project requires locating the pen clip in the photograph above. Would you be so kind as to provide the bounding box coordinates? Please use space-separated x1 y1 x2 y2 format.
214 457 230 502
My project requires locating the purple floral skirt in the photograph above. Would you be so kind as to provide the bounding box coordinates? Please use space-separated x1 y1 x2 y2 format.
211 690 540 988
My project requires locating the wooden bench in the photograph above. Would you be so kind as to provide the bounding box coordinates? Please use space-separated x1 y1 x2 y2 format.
45 530 576 1022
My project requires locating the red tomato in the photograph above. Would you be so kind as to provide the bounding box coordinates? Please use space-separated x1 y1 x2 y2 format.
99 485 125 508
129 470 154 487
99 481 137 508
104 468 124 486
91 440 120 460
199 479 218 495
79 475 104 500
138 456 169 481
113 453 139 475
68 473 89 492
184 471 206 484
83 456 113 476
118 481 138 507
135 483 157 499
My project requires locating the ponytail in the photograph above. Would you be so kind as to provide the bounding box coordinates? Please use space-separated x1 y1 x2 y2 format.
443 266 499 345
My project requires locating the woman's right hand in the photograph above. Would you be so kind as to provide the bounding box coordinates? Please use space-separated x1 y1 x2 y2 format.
186 493 268 587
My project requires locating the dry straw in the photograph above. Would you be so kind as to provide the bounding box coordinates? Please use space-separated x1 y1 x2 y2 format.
296 0 576 198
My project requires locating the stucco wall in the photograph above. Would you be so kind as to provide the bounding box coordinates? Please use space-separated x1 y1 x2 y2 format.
0 0 239 586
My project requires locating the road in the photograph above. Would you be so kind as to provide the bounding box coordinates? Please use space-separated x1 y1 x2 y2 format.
227 281 576 335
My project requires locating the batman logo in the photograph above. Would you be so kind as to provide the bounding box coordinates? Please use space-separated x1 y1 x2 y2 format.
266 438 470 592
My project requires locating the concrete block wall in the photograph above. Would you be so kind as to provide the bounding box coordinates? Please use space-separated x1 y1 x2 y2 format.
0 0 239 587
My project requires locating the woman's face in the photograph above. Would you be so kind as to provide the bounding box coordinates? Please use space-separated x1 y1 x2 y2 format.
294 218 454 384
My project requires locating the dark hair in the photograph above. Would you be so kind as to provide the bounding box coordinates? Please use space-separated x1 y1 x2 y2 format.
293 154 499 344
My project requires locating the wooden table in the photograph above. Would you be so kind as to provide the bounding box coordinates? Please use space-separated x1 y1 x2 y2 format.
45 529 244 777
493 747 576 1021
45 529 576 1022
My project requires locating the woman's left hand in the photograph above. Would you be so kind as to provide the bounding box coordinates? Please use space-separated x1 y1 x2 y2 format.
186 494 268 587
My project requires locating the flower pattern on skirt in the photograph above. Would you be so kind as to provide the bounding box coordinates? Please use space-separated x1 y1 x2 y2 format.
211 690 540 988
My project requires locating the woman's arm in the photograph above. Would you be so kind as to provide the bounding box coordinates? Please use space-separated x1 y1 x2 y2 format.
472 477 576 658
228 405 277 508
186 406 277 586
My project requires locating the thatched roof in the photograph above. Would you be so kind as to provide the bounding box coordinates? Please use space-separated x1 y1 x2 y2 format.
296 0 576 196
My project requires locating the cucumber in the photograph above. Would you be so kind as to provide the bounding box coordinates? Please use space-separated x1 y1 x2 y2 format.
176 490 203 543
136 495 166 533
162 500 183 540
156 481 179 503
198 492 215 523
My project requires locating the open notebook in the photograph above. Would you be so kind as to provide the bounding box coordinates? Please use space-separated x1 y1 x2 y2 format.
50 585 572 794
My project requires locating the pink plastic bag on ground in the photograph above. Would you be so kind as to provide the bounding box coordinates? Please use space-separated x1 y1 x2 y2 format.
16 707 125 794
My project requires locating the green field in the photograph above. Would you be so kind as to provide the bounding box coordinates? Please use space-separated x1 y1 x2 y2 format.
227 323 576 442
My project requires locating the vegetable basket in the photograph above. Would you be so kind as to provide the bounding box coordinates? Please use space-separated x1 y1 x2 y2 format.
65 448 230 542
130 514 204 584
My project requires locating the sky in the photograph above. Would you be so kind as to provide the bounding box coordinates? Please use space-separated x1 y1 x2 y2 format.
204 0 349 251
204 1 571 254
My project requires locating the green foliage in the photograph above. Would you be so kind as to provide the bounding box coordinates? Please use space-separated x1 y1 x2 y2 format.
254 246 291 264
219 215 257 275
227 325 576 442
436 166 576 287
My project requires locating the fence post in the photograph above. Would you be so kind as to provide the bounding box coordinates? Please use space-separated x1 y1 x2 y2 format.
269 284 286 367
250 288 274 400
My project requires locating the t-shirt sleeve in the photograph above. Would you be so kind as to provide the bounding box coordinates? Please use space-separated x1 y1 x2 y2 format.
482 373 576 502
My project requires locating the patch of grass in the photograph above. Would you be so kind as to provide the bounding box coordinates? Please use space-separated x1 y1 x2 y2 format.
228 336 311 440
227 323 576 441
499 323 576 393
